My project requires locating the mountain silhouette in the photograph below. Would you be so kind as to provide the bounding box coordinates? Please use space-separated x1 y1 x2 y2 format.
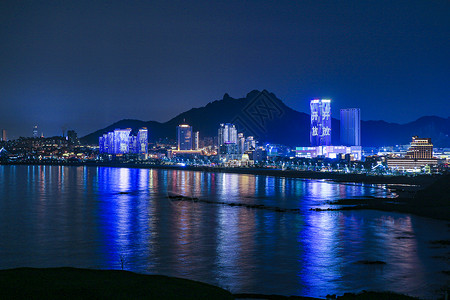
81 90 450 147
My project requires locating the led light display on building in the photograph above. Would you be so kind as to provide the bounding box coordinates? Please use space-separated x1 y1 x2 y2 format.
99 127 148 155
295 146 362 160
114 129 132 154
137 128 148 154
310 99 331 146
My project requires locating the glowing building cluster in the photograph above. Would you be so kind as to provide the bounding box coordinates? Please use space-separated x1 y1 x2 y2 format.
218 123 237 145
218 123 239 159
99 128 148 155
310 99 331 146
218 123 257 160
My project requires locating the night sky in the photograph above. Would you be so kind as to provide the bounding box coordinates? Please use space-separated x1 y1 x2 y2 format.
1 1 449 139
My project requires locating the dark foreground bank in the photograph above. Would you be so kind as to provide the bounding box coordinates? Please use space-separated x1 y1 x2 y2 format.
0 268 429 299
0 267 233 300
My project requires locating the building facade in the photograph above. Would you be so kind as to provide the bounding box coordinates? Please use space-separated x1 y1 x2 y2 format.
218 123 237 146
113 129 132 154
295 145 362 160
340 108 361 146
245 136 256 151
310 99 331 146
137 128 148 154
218 123 239 160
405 136 433 159
193 131 199 150
177 124 193 150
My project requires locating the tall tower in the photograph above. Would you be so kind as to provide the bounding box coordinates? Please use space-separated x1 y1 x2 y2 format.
177 124 193 150
218 123 237 146
113 128 132 154
137 128 148 154
33 125 38 138
340 108 361 146
1 129 6 142
218 123 238 158
193 131 200 150
310 99 331 146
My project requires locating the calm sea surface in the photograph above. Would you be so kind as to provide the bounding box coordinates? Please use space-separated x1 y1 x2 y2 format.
0 165 448 298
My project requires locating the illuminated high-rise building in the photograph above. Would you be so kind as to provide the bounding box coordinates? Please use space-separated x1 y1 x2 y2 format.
1 129 6 142
137 128 148 154
99 135 106 153
177 124 193 150
218 123 239 159
33 125 38 138
193 131 199 150
238 133 245 154
218 123 237 146
129 136 137 153
340 108 360 146
107 132 114 154
310 99 331 146
113 128 132 154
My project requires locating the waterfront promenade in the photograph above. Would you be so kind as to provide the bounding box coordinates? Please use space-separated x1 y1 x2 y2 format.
1 160 442 186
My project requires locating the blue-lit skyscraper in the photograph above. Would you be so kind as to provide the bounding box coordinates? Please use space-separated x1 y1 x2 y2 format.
177 124 193 150
137 128 148 154
33 125 38 138
107 132 114 153
113 129 132 154
310 99 331 146
340 108 361 146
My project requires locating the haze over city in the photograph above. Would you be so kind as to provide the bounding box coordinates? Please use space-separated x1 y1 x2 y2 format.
1 0 449 139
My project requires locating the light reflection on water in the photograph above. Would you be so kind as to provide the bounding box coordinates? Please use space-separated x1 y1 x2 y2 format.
0 165 448 299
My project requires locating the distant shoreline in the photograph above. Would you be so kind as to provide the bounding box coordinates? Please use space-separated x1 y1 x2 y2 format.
1 161 442 187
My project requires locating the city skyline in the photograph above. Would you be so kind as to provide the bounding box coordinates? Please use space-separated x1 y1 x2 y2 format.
1 1 449 138
5 90 449 149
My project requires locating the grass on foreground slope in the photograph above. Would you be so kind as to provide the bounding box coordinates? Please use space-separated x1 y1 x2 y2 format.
0 268 428 300
0 267 234 299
